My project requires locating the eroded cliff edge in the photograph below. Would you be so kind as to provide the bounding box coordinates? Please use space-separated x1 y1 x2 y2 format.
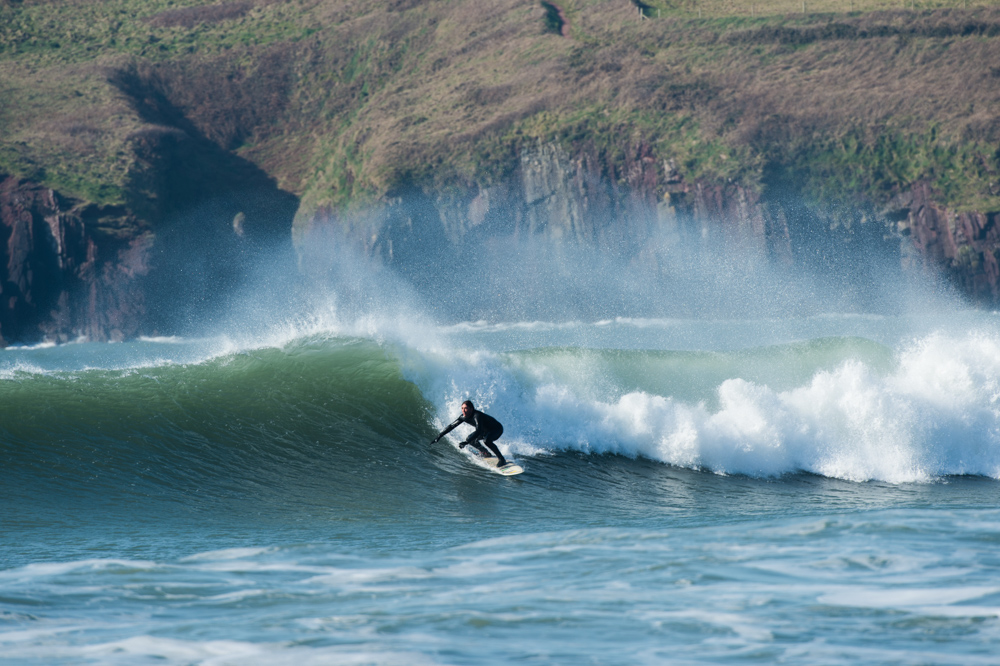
5 138 999 344
0 176 150 345
3 1 1000 342
299 141 998 311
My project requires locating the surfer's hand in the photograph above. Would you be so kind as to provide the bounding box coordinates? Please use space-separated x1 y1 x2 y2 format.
458 442 467 449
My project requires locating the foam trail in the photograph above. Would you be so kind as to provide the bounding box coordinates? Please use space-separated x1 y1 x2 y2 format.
412 330 1000 483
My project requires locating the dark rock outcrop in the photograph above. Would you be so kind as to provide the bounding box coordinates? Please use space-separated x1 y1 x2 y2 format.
4 138 998 345
890 181 1000 302
0 175 151 345
0 56 300 346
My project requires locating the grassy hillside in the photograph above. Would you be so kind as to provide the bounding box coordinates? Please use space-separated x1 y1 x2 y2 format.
1 0 999 222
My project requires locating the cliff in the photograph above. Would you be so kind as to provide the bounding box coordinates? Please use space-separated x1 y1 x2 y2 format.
2 1 1000 341
298 140 900 303
0 176 150 345
3 138 994 343
891 182 1000 302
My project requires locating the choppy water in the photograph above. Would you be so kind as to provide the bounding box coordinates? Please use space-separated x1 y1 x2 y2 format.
3 310 1000 664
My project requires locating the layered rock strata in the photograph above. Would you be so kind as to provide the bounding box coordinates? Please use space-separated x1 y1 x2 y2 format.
0 176 150 345
891 182 1000 302
4 142 1000 344
302 143 898 285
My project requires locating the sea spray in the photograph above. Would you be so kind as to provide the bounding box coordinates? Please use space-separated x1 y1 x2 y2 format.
6 209 1000 665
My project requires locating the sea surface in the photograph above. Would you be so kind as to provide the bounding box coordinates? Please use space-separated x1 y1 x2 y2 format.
3 306 1000 664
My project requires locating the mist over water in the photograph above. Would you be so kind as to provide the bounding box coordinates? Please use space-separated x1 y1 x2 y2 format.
368 219 962 324
4 208 1000 664
203 218 994 484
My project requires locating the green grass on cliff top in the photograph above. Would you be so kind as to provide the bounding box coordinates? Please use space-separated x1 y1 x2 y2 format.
1 0 999 216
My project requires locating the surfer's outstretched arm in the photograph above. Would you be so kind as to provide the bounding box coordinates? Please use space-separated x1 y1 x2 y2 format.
430 416 465 444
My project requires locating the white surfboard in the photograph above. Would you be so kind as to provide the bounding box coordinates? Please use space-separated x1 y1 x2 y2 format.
480 456 524 476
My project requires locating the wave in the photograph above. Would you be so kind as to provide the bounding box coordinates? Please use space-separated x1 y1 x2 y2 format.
2 323 1000 493
412 330 1000 484
0 335 436 511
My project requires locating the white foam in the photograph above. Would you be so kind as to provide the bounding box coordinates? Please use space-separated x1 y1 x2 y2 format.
0 559 157 581
137 335 186 344
3 340 57 350
820 586 1000 609
0 634 444 665
440 319 587 333
0 359 51 379
181 547 274 562
417 330 1000 483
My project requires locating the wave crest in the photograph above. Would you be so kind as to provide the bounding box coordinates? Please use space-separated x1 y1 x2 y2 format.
423 332 1000 483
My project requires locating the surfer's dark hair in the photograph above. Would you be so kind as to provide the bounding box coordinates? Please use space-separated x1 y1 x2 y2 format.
462 400 475 410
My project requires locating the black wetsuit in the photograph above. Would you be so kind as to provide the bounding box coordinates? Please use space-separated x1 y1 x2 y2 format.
434 410 506 466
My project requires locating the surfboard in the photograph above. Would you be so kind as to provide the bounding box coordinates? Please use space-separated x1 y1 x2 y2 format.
481 456 524 476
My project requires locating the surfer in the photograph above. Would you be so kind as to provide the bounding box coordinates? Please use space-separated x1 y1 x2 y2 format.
431 400 508 467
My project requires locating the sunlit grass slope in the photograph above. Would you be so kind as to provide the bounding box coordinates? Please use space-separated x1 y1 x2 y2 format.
1 0 998 219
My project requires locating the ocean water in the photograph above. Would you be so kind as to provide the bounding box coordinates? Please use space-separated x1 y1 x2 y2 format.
3 293 1000 663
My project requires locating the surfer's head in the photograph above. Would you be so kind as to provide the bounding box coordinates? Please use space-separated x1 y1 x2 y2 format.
461 400 475 418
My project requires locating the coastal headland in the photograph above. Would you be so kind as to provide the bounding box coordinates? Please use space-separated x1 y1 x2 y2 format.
1 0 998 343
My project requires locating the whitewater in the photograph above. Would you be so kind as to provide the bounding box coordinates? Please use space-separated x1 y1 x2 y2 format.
3 236 1000 664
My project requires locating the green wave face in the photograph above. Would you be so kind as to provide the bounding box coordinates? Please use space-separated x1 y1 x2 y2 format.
0 336 437 513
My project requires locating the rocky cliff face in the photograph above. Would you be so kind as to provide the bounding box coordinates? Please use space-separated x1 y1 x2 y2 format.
890 181 1000 303
300 142 904 297
0 57 302 346
0 168 298 346
0 176 151 345
4 141 998 344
